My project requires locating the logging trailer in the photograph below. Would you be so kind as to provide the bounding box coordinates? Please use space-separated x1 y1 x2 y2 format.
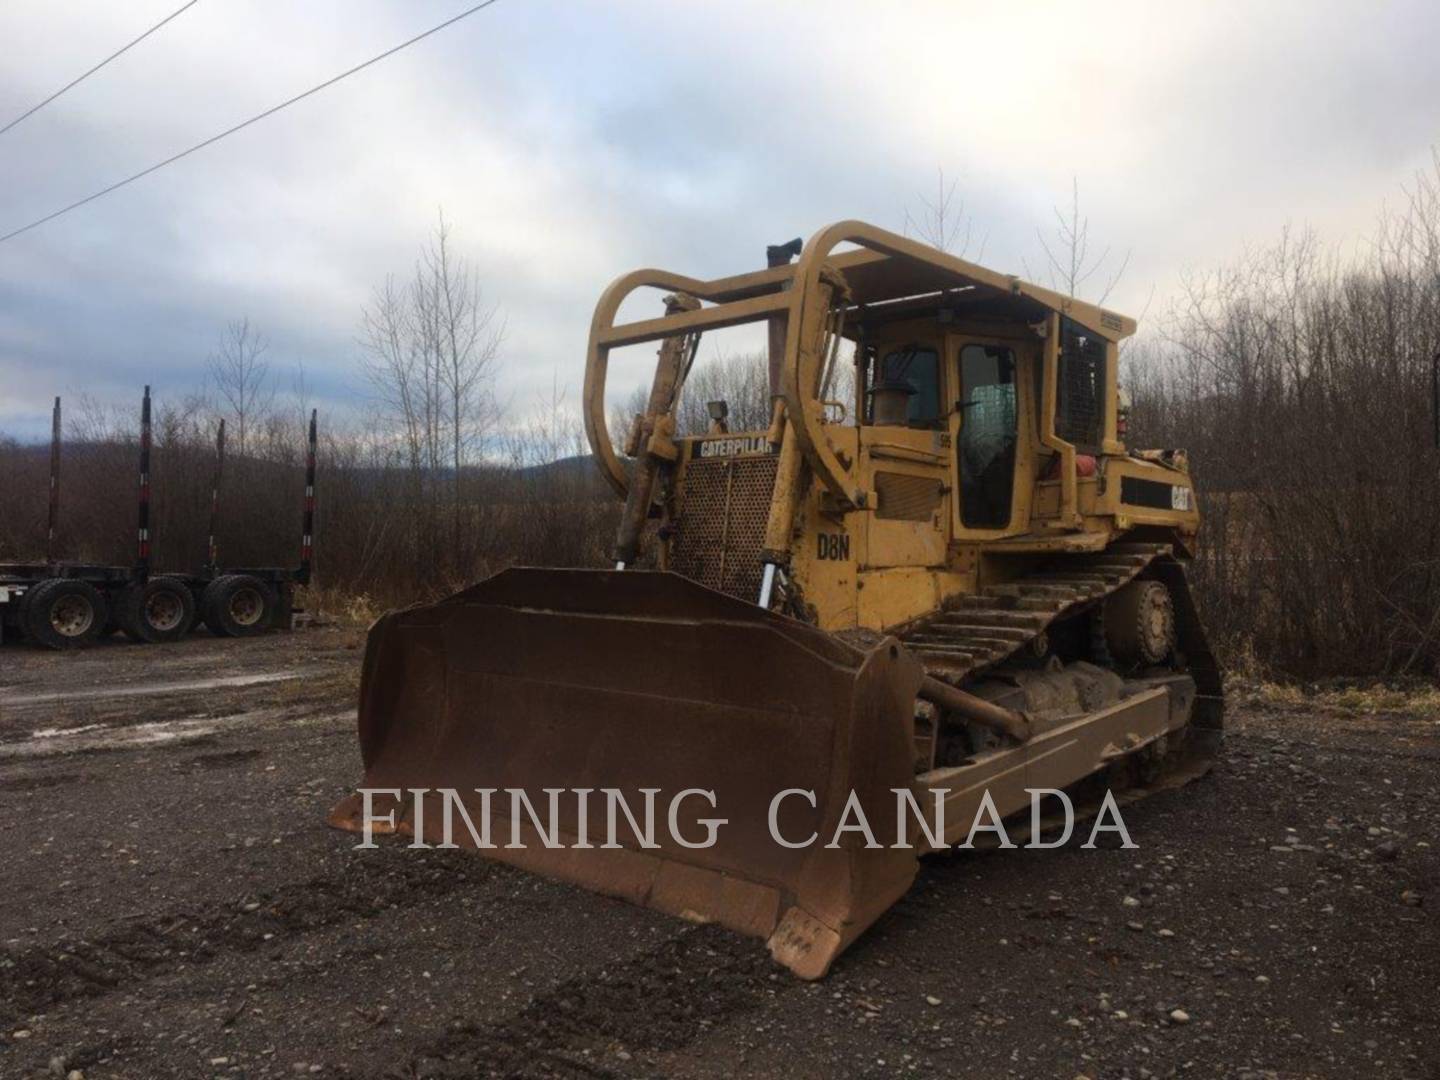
0 388 318 648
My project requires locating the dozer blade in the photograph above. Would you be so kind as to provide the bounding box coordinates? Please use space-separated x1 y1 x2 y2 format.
328 568 925 979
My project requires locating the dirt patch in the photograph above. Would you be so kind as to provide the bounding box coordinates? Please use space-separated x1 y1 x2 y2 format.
0 771 86 792
0 633 1435 1078
188 749 267 770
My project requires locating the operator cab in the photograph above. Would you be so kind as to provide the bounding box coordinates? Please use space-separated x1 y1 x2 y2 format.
856 304 1113 540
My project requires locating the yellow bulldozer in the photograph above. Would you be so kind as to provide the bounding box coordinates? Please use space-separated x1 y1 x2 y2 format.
330 220 1222 979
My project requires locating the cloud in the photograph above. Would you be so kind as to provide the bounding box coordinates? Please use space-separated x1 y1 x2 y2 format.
1 0 1437 440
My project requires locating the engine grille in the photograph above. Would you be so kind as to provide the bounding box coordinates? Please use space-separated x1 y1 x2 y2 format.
875 471 944 522
670 454 777 601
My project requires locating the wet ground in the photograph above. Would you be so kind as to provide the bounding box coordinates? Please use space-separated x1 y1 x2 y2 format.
0 629 1436 1079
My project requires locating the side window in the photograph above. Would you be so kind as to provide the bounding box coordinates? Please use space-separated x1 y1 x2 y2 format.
867 345 942 427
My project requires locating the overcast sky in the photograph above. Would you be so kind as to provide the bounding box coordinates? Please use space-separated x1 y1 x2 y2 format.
2 0 1437 441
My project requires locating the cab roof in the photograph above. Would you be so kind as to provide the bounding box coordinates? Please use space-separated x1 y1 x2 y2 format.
690 236 1135 342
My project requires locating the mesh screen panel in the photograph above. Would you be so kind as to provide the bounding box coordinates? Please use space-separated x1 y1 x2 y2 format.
1056 319 1106 449
670 455 778 601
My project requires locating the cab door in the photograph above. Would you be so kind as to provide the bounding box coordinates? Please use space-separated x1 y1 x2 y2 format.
857 340 952 570
948 339 1022 535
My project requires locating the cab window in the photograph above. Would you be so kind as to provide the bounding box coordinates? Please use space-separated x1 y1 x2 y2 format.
958 344 1018 529
865 345 943 427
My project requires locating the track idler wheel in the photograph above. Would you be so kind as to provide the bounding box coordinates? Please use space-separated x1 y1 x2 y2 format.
1103 579 1177 666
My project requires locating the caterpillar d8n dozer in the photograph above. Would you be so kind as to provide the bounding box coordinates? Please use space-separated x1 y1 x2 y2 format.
329 220 1223 979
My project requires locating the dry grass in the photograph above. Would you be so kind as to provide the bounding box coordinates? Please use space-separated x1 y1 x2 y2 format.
1241 679 1440 719
272 664 361 704
301 586 382 630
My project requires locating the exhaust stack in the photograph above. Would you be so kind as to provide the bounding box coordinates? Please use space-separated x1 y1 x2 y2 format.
765 237 803 397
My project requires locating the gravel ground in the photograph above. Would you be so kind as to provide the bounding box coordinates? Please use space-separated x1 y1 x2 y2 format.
0 629 1436 1079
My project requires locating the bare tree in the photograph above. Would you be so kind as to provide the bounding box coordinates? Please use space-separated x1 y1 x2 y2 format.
359 275 428 475
208 317 274 457
611 350 777 444
359 211 505 583
423 211 505 556
1121 163 1440 678
904 168 986 259
677 351 772 434
1027 177 1131 303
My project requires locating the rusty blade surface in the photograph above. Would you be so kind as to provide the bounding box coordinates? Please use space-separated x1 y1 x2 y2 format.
328 568 924 978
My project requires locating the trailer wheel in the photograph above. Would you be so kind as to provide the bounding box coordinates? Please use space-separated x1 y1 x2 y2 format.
201 574 275 637
119 577 196 643
21 578 108 650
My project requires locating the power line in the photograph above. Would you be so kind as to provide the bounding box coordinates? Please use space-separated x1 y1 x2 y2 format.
0 0 503 246
1 0 204 137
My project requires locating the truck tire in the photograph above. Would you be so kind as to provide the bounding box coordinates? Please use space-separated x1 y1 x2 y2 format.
201 574 275 637
118 577 196 643
21 578 108 650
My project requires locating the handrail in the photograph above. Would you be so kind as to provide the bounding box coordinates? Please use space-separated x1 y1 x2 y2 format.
583 269 792 498
595 291 788 349
1038 312 1080 526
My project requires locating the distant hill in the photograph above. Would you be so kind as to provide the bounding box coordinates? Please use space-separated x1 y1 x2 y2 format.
516 453 602 481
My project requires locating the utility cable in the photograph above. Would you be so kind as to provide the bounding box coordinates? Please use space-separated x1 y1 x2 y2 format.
1 0 203 137
0 0 503 245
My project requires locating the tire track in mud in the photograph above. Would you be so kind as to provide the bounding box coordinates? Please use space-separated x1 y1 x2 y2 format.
2 672 301 710
0 707 353 761
392 924 785 1079
0 848 491 1027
